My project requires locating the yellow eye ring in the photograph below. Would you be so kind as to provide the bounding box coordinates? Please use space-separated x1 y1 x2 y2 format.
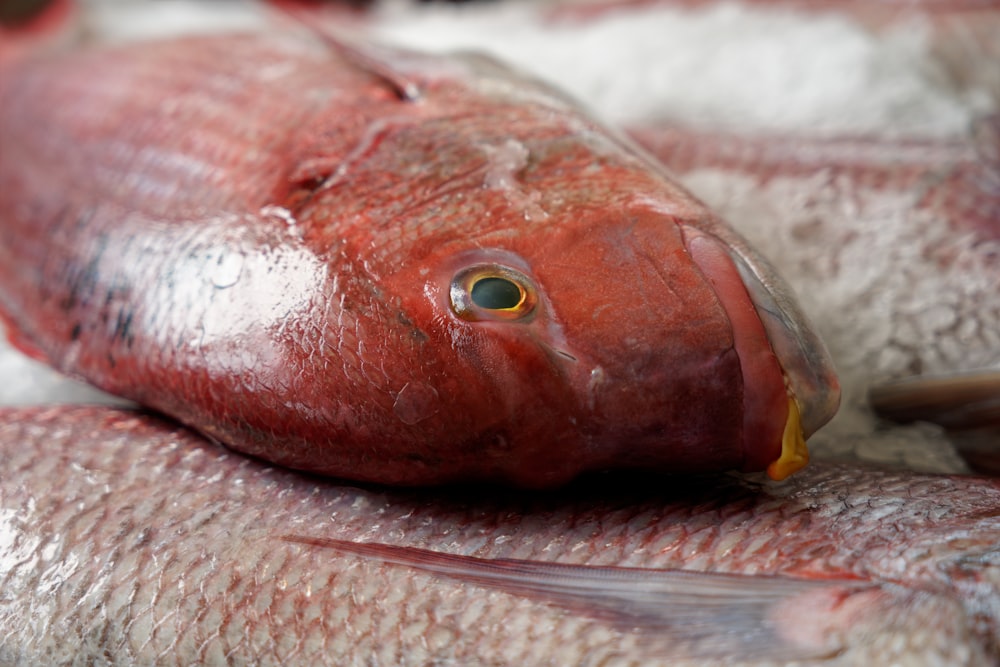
450 265 537 321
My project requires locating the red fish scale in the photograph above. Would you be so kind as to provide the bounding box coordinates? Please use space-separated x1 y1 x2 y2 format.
0 36 525 479
289 109 681 294
3 40 321 216
204 429 997 588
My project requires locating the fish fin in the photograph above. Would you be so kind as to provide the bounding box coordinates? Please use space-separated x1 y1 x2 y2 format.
284 535 876 661
264 0 423 101
869 369 1000 431
315 34 423 102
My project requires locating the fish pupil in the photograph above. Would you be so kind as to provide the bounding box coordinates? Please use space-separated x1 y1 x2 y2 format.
471 277 523 310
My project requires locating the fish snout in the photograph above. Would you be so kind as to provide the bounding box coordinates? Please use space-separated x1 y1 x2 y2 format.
536 214 763 475
681 222 840 452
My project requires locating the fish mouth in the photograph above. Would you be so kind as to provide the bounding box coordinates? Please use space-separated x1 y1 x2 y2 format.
681 224 840 475
726 244 841 439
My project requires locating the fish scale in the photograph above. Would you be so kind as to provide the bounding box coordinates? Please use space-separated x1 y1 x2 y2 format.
1 406 998 664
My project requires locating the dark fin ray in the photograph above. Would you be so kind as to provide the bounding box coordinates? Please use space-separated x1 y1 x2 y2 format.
284 535 876 661
314 34 423 102
869 370 1000 431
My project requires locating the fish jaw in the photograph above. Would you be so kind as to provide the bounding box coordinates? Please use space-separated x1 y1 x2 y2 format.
685 220 840 448
680 226 791 474
524 196 840 480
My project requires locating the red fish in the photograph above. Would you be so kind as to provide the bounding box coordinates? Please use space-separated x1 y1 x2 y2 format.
1 406 998 664
0 3 839 486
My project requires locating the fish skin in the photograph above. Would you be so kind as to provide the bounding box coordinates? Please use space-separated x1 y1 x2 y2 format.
0 24 836 487
0 405 998 665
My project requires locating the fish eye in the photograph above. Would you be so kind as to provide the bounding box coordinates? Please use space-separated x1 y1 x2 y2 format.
471 277 523 310
450 265 537 321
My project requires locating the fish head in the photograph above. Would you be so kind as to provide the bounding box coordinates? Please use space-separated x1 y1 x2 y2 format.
282 96 838 487
383 137 840 487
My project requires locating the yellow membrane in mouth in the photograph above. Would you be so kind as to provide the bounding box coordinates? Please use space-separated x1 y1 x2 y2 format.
767 398 809 481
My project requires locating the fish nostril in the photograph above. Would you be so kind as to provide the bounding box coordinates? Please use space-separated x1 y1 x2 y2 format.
555 349 578 362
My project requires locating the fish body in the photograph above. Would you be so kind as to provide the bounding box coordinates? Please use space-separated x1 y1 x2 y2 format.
0 20 837 486
0 406 998 665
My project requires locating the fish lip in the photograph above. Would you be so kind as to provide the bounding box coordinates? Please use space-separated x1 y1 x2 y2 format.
727 246 840 439
683 224 840 440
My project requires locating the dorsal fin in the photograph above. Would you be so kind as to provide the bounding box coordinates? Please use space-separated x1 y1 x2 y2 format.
314 33 423 102
264 0 423 101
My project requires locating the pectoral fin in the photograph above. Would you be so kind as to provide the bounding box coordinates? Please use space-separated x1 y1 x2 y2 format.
869 370 1000 431
284 535 876 661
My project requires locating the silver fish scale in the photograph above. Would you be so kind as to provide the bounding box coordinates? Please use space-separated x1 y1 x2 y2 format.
2 407 999 665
